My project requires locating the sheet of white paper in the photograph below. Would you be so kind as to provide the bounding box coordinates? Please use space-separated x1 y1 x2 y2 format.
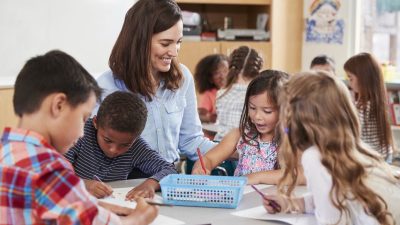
99 187 183 225
243 184 273 194
232 206 317 225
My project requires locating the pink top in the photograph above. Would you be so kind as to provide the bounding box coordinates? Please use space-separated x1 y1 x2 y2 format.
198 88 218 115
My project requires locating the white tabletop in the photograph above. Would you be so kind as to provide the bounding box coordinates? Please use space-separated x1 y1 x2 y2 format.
107 179 308 225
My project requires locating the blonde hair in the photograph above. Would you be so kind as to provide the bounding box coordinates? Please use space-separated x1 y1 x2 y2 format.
278 71 395 225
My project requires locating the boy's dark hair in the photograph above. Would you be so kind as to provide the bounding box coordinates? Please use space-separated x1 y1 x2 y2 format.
13 50 102 117
239 69 289 144
310 54 335 71
96 91 148 135
194 54 228 94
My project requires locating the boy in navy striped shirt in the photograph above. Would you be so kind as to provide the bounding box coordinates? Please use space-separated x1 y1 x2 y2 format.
65 91 177 200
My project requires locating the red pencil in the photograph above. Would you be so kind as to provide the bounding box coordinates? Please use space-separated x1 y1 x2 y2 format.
196 148 207 174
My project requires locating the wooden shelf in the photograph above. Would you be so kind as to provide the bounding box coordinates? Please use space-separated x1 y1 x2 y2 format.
176 0 271 5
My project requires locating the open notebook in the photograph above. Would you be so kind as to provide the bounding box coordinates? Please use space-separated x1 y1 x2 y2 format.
99 187 184 225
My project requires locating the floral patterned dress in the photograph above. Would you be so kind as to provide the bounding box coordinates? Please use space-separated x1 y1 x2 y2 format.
234 135 279 176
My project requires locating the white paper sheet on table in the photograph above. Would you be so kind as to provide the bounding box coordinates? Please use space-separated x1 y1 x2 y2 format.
99 187 184 225
232 206 317 225
243 184 273 194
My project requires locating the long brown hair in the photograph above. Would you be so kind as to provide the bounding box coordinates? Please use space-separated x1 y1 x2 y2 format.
220 46 263 96
109 0 183 101
239 70 289 144
344 52 393 154
279 71 395 225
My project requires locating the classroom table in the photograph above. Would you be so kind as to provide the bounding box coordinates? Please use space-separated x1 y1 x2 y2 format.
107 179 306 225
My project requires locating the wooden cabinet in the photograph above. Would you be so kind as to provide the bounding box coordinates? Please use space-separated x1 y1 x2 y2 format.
0 88 18 129
176 0 302 74
179 41 271 72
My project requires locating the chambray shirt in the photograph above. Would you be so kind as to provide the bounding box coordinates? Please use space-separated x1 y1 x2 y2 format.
95 64 216 163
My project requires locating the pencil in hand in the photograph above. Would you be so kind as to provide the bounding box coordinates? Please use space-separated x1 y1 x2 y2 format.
145 201 173 207
93 175 114 198
196 148 207 174
250 185 281 212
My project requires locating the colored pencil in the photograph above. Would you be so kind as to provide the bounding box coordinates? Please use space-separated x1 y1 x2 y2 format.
196 148 207 174
250 185 281 211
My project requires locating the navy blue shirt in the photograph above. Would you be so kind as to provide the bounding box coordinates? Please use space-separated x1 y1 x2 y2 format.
65 119 177 182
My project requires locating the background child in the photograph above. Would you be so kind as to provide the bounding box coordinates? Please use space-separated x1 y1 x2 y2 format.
0 50 157 224
263 71 400 224
65 91 177 199
214 45 263 142
310 54 336 76
192 70 305 185
344 52 395 162
194 54 229 123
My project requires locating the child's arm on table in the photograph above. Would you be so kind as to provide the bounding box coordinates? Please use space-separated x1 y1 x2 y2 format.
192 128 240 175
126 178 159 200
246 166 306 185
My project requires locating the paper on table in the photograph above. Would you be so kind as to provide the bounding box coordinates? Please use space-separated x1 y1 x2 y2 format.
243 184 273 194
99 187 183 225
231 206 317 225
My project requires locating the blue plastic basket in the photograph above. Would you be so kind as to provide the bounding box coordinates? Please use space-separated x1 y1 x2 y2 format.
160 174 247 208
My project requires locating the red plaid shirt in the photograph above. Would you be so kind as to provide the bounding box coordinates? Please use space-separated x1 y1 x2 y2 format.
0 127 121 225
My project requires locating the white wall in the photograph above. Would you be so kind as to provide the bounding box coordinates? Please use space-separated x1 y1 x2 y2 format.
301 0 361 77
0 0 137 84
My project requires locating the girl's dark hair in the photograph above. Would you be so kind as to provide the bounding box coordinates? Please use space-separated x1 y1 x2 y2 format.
343 52 392 152
239 70 289 144
194 54 228 93
221 46 263 96
14 50 102 117
109 0 183 101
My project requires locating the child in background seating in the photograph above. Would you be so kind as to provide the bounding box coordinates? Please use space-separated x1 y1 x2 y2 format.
194 54 229 123
0 50 157 225
65 91 177 200
192 70 305 185
263 71 400 225
214 46 263 141
310 54 336 76
344 52 395 162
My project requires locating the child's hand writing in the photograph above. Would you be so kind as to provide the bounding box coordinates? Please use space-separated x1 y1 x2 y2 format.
262 194 288 214
84 179 113 198
125 179 158 200
191 160 211 175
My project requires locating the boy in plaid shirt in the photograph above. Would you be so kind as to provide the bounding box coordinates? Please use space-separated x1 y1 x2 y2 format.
0 50 158 225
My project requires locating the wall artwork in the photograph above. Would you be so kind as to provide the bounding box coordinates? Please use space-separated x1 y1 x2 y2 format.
306 0 344 44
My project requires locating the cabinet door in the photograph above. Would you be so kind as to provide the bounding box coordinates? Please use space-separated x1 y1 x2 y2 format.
0 88 18 129
220 41 271 70
178 41 221 74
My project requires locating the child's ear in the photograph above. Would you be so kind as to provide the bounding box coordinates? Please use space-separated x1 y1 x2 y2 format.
92 115 98 129
50 93 68 118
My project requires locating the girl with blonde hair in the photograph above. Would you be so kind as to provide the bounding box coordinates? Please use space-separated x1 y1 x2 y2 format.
263 71 400 225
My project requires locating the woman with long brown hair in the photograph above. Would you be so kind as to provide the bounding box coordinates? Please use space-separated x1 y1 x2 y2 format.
95 0 216 164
